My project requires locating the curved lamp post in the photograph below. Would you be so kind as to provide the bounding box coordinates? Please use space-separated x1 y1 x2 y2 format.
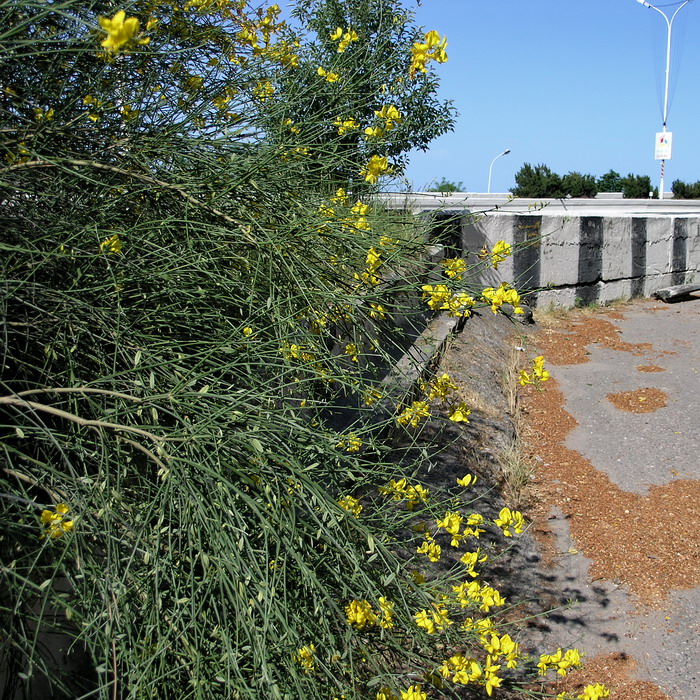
487 149 511 193
635 0 693 199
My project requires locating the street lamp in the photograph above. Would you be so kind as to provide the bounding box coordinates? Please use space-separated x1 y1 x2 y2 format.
635 0 693 199
487 148 511 193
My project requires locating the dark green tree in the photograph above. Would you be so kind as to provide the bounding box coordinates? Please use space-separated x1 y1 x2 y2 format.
596 169 623 192
671 179 700 198
561 171 598 198
427 178 464 193
620 173 654 199
510 163 565 198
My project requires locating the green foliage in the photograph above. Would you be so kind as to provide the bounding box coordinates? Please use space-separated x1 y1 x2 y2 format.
510 163 565 198
426 177 465 194
620 173 654 199
671 179 700 198
596 169 623 193
512 164 657 199
0 2 594 699
561 171 597 198
282 0 456 184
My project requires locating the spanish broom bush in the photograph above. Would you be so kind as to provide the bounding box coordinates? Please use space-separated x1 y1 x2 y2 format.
0 1 607 698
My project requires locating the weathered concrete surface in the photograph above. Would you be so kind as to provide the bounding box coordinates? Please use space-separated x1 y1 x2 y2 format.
385 193 700 309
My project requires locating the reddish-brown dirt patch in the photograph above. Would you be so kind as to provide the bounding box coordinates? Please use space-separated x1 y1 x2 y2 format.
555 652 673 700
636 364 665 373
522 378 700 604
534 316 652 366
606 387 667 413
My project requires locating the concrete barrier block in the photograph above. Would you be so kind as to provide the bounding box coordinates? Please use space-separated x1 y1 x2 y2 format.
644 218 673 275
686 219 700 273
535 286 578 309
599 278 632 305
540 216 580 287
602 217 631 281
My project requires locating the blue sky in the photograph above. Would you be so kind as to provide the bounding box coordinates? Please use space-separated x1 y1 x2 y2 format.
400 0 700 192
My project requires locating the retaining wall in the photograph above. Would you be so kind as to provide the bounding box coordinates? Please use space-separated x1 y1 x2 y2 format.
385 193 700 307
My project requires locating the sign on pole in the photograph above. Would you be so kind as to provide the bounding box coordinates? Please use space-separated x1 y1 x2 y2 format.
655 132 673 160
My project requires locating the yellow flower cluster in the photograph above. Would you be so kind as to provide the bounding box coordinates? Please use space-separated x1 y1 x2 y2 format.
439 653 502 695
493 506 525 537
482 632 520 669
481 281 525 315
344 342 360 362
409 30 448 79
460 548 488 577
365 104 403 140
40 503 74 539
100 234 123 254
576 683 611 700
421 284 476 318
421 372 471 424
453 580 506 612
354 246 383 287
491 239 512 269
360 154 391 184
416 538 441 562
379 478 429 509
330 26 359 53
345 597 394 629
441 257 466 280
414 603 451 634
333 116 360 135
537 648 583 677
396 400 430 428
338 495 362 517
335 433 362 452
317 66 340 83
98 10 150 55
293 643 316 673
519 355 550 386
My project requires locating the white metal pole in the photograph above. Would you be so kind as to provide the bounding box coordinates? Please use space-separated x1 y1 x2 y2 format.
487 149 511 194
636 0 692 198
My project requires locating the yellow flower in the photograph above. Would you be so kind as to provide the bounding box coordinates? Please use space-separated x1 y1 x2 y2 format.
330 27 343 40
377 688 400 700
364 126 384 140
98 10 146 54
243 326 253 336
494 506 525 537
294 644 316 673
100 234 123 254
345 599 378 629
410 30 448 78
317 66 340 83
396 400 430 428
40 503 74 539
336 433 362 452
416 539 441 562
457 473 477 487
338 495 363 517
334 116 360 135
401 685 427 700
440 257 467 280
360 155 390 184
449 402 471 423
577 683 610 700
491 239 512 269
344 343 360 362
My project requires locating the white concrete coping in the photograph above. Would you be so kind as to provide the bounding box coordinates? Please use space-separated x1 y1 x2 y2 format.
381 192 700 217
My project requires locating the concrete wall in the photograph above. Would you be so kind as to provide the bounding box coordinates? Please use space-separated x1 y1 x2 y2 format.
385 194 700 308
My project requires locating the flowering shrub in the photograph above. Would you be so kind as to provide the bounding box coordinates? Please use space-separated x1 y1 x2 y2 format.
0 1 603 698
